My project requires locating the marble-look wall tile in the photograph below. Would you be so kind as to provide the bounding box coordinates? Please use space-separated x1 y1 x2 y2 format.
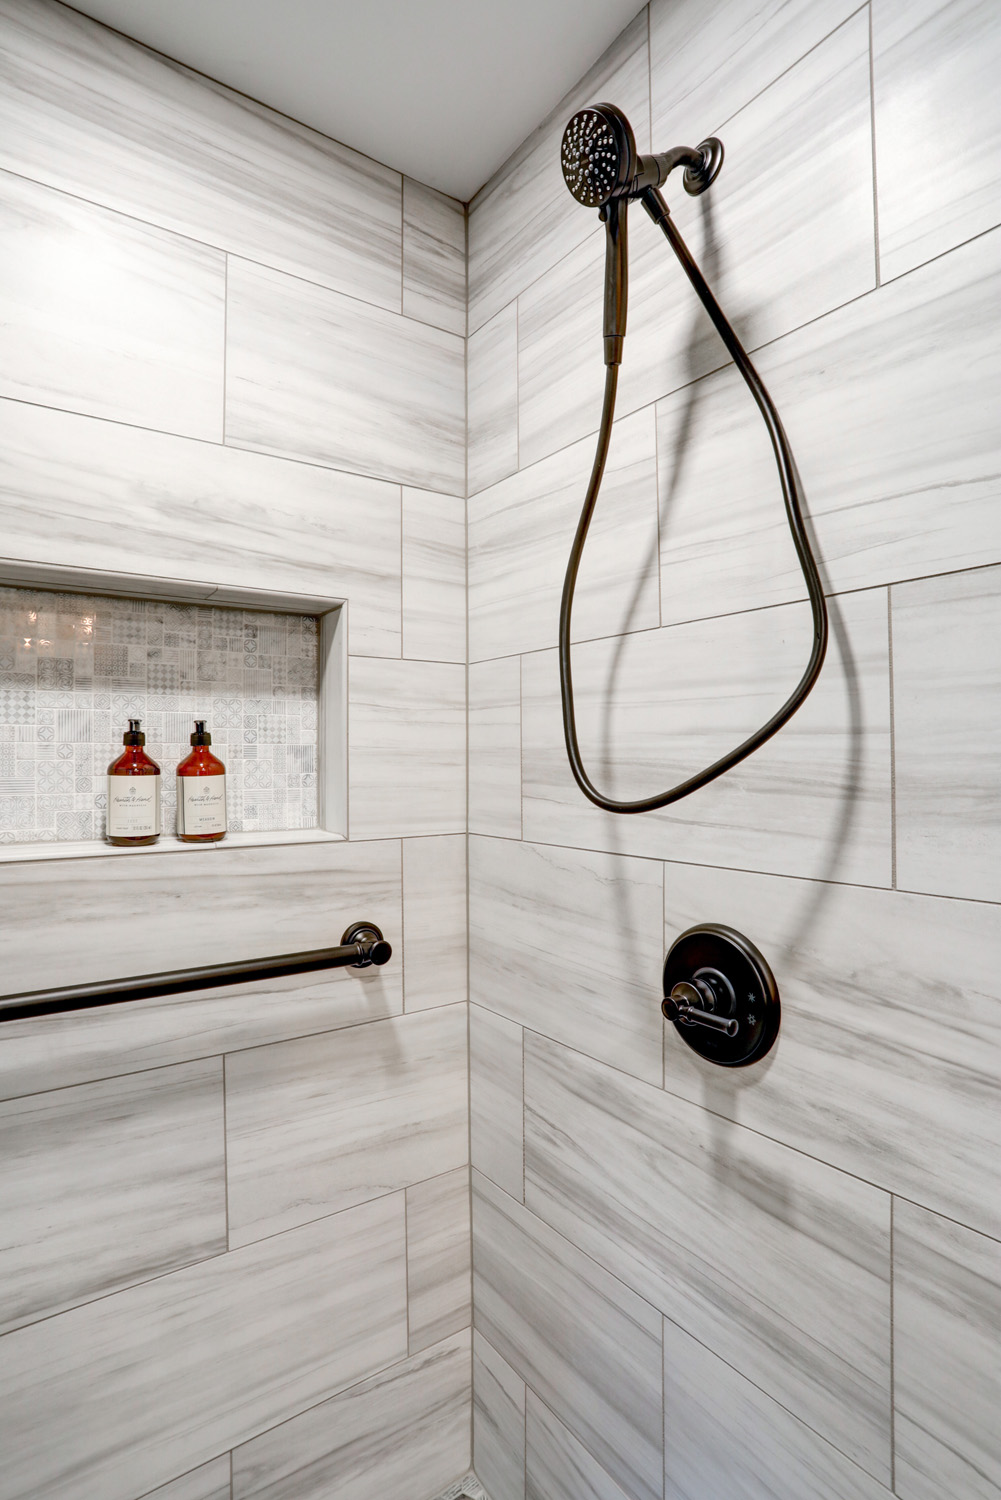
0 400 402 657
0 1194 407 1500
873 0 1001 282
525 1035 892 1482
467 10 649 335
473 1331 525 1500
662 1318 894 1500
650 0 860 150
893 1201 1001 1500
0 0 402 308
469 835 664 1085
517 13 875 470
469 405 659 662
232 1330 470 1500
141 1457 232 1500
226 258 465 495
893 566 1001 902
469 658 522 839
407 1167 471 1354
402 835 467 1011
662 859 1001 1244
522 588 892 885
349 657 465 838
225 1004 467 1247
472 1171 664 1500
403 178 466 337
0 171 224 439
470 1003 524 1201
656 226 1001 615
468 304 518 496
403 487 466 663
0 1059 225 1335
0 839 402 1100
527 1394 634 1500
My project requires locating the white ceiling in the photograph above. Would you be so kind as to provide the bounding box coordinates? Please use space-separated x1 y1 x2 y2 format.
69 0 645 202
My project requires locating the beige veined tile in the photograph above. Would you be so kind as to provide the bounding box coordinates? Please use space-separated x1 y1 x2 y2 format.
407 1167 471 1353
469 657 522 839
893 565 1001 902
873 0 1001 282
473 1330 526 1500
226 257 465 495
225 1004 468 1247
0 170 225 440
524 1034 893 1483
0 0 402 308
893 1200 1001 1500
403 178 466 337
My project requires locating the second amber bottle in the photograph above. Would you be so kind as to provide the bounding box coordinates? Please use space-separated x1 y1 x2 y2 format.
176 720 227 842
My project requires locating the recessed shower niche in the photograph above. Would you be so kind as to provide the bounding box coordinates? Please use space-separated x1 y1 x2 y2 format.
0 571 347 858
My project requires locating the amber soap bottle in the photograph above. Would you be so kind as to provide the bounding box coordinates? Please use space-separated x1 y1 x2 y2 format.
107 718 161 846
176 720 227 842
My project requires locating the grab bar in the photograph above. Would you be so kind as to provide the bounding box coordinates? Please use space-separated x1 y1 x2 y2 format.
0 921 391 1023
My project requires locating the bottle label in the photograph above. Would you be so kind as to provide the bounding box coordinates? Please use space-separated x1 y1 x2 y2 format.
178 775 227 835
107 775 161 837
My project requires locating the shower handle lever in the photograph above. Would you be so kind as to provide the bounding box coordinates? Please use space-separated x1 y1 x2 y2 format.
662 979 739 1038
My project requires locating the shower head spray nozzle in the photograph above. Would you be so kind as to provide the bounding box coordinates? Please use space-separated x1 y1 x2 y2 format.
560 103 723 208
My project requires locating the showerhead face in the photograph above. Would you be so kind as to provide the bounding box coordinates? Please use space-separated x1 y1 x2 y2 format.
560 103 637 207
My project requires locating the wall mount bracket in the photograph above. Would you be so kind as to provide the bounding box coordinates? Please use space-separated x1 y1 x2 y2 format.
662 924 779 1067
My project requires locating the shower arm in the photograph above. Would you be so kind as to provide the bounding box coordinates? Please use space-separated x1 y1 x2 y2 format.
558 179 829 814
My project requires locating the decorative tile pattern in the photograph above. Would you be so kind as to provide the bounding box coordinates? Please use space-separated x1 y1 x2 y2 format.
0 586 318 845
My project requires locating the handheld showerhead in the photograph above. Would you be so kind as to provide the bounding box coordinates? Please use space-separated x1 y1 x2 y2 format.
560 103 723 206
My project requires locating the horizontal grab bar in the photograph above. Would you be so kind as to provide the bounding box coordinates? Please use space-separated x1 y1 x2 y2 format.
0 921 391 1023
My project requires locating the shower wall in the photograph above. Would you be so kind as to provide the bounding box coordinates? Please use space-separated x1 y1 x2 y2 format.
467 3 1001 1498
0 3 469 1497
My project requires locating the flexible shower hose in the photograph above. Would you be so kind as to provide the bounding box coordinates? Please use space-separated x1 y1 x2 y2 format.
558 192 829 813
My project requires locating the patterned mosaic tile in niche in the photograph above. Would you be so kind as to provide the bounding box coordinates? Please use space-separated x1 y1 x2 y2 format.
0 587 319 845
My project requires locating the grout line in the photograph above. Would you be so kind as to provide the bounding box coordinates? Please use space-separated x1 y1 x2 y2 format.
404 1181 413 1355
890 1194 896 1492
518 654 525 841
221 252 229 444
221 1054 231 1251
521 1024 527 1204
887 586 897 889
868 2 882 288
400 177 406 315
399 486 405 659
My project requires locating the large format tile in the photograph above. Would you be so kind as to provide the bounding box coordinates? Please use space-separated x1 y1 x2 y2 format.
470 1003 524 1201
402 178 466 337
522 587 892 885
0 1194 407 1500
402 835 467 1012
226 258 465 494
141 1458 232 1500
407 1167 471 1354
525 1035 892 1482
473 1331 526 1500
349 658 465 838
656 226 1001 616
469 835 664 1085
518 13 875 470
467 304 518 496
650 0 861 150
662 1319 894 1500
403 487 466 663
467 10 649 335
0 0 401 308
0 839 403 1101
469 405 659 662
527 1394 633 1500
873 0 1001 281
232 1330 470 1500
0 171 224 439
662 860 1001 1243
472 1171 664 1500
0 400 401 657
893 566 1001 902
0 1059 224 1335
469 658 522 839
894 1201 1001 1500
225 1004 467 1246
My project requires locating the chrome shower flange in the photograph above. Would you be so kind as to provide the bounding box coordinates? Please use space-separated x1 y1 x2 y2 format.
662 923 779 1066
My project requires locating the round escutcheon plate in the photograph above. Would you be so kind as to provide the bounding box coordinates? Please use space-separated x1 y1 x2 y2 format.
662 923 779 1067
